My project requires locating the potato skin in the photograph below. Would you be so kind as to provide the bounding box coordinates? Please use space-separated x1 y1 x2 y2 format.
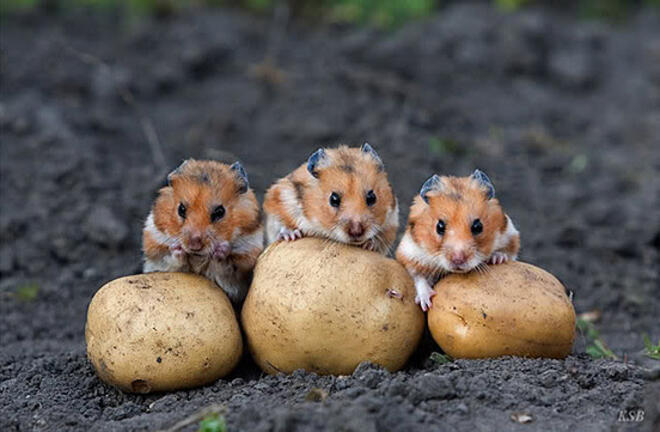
428 261 575 359
85 273 242 393
241 238 425 375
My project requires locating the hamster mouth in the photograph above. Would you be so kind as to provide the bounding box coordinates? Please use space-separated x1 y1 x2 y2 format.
347 235 372 245
451 267 470 273
183 247 209 256
448 263 477 273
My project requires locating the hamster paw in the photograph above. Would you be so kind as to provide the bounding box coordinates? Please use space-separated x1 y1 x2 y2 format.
415 290 436 312
414 277 436 312
169 242 186 263
489 252 509 265
361 238 377 251
277 228 302 242
212 241 232 261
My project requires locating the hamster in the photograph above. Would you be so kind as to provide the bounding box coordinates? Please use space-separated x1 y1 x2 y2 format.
263 143 399 255
396 170 520 311
142 159 263 304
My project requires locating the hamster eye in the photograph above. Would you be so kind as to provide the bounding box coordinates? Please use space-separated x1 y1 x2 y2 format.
471 219 483 235
436 220 445 236
211 205 225 223
177 203 186 219
329 192 341 208
365 190 377 206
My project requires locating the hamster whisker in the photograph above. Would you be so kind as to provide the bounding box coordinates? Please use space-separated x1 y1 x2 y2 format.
373 232 392 255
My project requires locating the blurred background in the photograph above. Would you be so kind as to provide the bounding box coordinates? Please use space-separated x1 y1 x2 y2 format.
3 0 660 25
2 0 660 391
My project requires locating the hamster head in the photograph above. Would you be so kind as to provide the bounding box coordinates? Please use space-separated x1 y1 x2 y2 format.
410 170 506 273
164 159 254 255
303 144 396 246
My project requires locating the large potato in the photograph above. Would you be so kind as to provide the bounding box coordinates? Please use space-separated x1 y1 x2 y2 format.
428 261 575 359
242 238 424 375
85 272 242 393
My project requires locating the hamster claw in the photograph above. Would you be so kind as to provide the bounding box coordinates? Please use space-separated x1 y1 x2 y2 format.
415 290 436 312
212 241 232 261
169 242 186 262
278 228 302 242
489 252 509 265
361 239 377 251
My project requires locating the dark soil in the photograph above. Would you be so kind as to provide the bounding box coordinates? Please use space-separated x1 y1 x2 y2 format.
1 3 659 431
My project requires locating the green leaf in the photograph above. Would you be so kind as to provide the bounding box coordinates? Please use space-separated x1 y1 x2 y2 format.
586 339 616 360
577 317 617 359
15 282 40 302
430 352 453 364
642 334 660 360
428 137 462 156
198 413 227 432
495 0 528 12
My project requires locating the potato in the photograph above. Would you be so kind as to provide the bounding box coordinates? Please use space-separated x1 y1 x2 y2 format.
427 261 575 359
85 272 242 393
241 238 425 375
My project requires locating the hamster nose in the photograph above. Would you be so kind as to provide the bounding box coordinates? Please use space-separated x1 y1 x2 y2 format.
347 221 365 239
450 252 468 266
187 234 203 251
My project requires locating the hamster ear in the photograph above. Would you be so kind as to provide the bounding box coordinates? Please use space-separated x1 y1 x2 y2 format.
420 174 442 204
471 169 495 199
306 148 327 178
230 161 249 194
361 142 384 170
167 159 190 185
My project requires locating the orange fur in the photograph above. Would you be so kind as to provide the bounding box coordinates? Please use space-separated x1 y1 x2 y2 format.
397 175 520 278
263 145 398 254
142 230 169 260
159 161 260 251
142 159 263 303
395 247 440 279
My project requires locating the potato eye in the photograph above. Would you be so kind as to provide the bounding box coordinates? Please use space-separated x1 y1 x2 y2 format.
211 205 225 222
436 220 445 236
329 192 341 208
471 219 483 235
177 203 186 219
366 190 377 206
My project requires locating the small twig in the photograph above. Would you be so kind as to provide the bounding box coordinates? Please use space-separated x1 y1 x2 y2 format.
63 44 168 176
140 117 167 173
157 403 227 432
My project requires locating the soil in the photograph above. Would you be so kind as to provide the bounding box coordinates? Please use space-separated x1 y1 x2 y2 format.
1 3 659 431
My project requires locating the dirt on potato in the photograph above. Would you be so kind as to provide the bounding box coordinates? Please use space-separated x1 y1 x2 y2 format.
1 3 659 431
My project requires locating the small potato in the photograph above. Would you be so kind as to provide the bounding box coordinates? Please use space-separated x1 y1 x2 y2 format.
428 261 575 359
85 273 242 393
242 238 425 375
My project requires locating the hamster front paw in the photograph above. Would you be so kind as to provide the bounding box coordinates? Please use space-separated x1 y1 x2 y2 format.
415 289 436 312
414 277 436 312
277 227 302 242
489 252 509 265
212 241 232 261
169 242 186 263
360 238 377 252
